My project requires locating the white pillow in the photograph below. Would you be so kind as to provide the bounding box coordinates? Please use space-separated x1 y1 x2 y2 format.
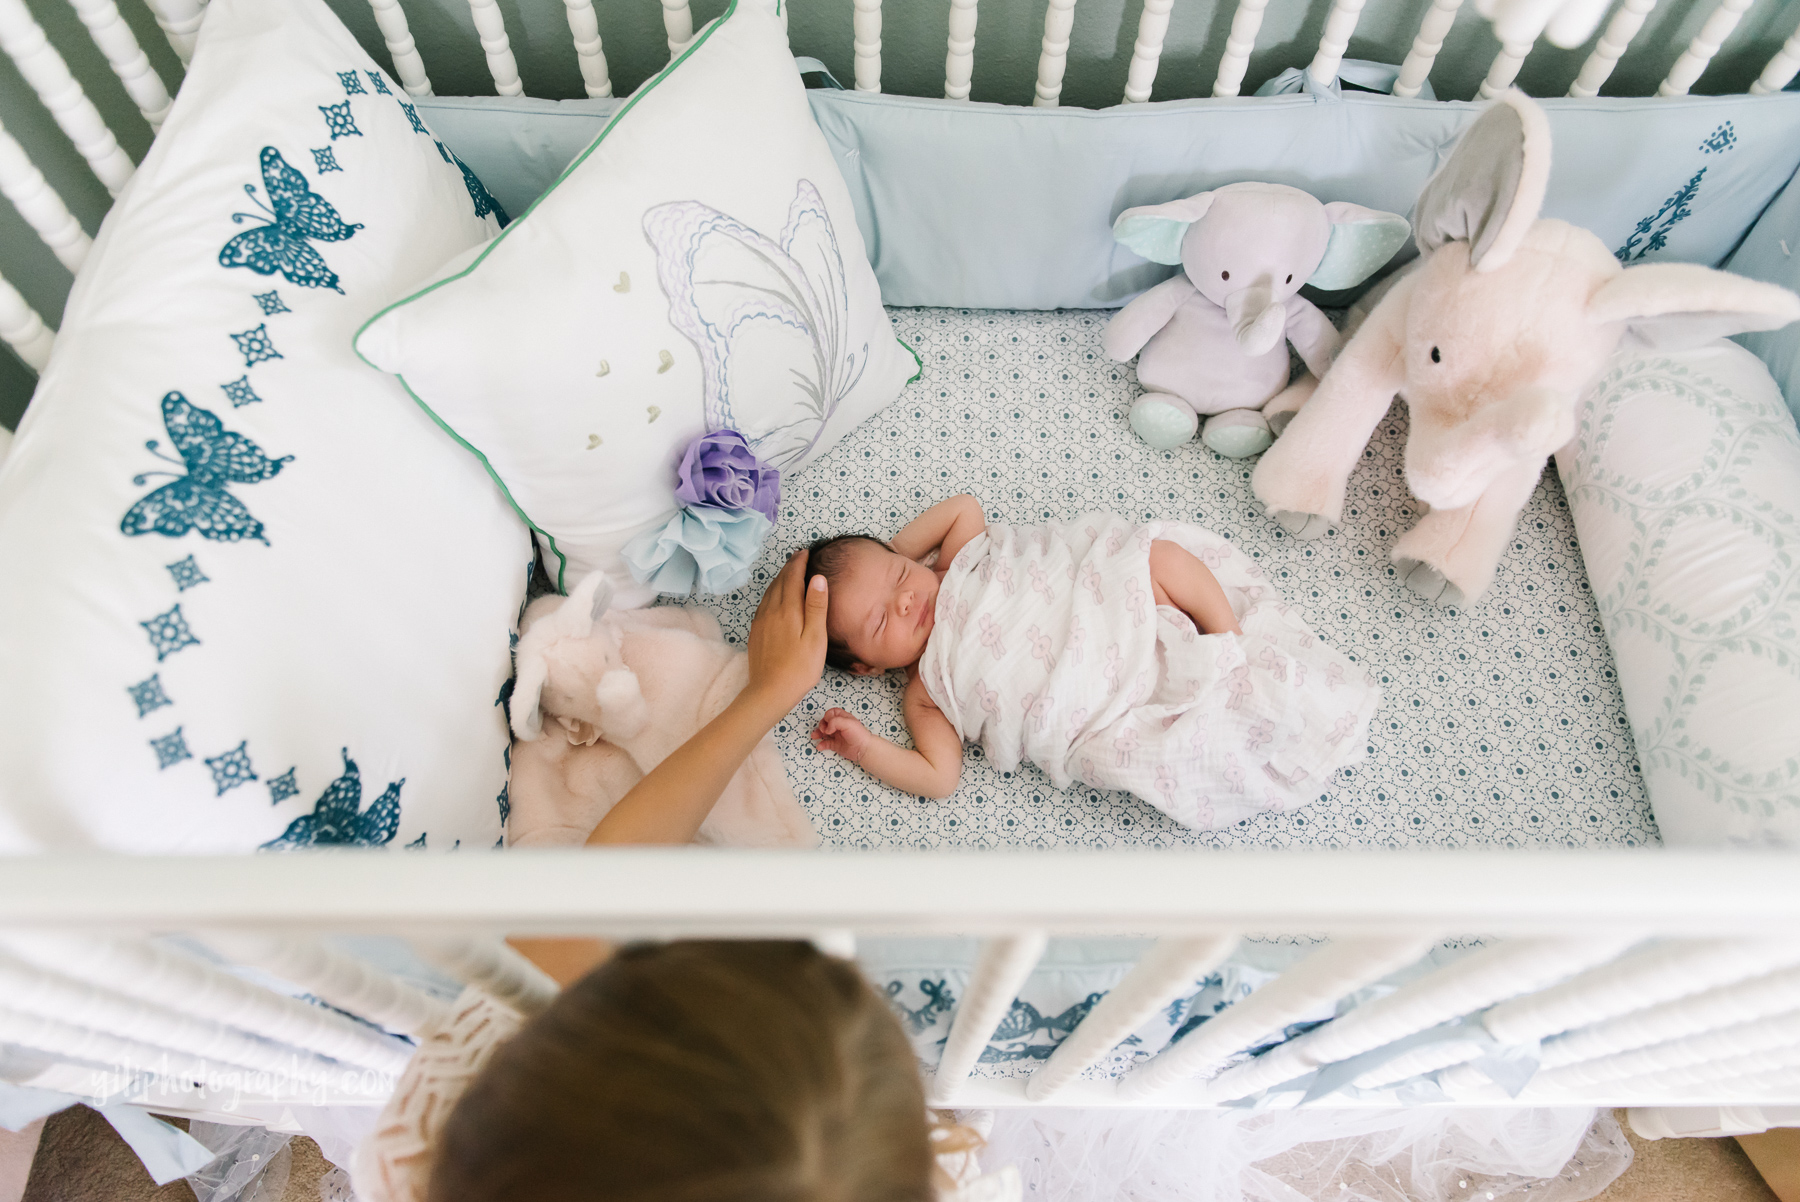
354 0 918 604
0 0 529 852
1557 340 1800 846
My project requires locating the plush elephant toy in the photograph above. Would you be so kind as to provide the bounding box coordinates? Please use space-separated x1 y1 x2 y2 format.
1102 182 1411 457
505 571 818 849
1252 91 1800 606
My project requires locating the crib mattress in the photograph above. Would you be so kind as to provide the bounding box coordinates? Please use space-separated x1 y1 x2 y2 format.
696 309 1658 850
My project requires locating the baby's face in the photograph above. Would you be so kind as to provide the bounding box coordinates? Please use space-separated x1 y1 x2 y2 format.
828 540 939 672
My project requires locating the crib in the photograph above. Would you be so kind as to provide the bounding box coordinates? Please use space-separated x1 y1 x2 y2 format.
2 0 1800 1163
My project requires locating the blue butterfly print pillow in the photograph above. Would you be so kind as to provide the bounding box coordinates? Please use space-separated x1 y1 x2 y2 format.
220 147 363 294
120 392 293 544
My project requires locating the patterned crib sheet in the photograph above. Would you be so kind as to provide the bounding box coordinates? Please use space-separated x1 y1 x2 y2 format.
693 309 1659 851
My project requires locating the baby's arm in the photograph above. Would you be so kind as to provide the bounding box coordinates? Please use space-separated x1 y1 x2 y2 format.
810 674 964 799
892 494 986 570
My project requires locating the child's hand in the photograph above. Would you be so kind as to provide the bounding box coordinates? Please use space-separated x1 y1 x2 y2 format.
810 708 872 765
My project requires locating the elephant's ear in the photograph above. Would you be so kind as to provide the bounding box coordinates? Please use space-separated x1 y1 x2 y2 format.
1309 203 1412 290
509 571 615 740
1588 262 1800 349
1112 192 1216 265
1413 89 1550 273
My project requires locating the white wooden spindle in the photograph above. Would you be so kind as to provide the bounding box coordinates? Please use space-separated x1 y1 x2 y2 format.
1032 0 1077 106
1393 0 1463 98
661 0 694 55
945 0 977 100
1550 1033 1800 1100
410 936 558 1018
1025 935 1238 1101
1750 19 1800 93
0 934 413 1074
466 0 522 96
1124 0 1173 101
0 952 357 1079
203 933 450 1036
1307 0 1369 89
139 0 202 66
367 0 433 97
0 1003 223 1090
1658 0 1755 96
1536 1007 1800 1091
1541 962 1800 1070
853 0 882 91
1211 0 1268 97
0 121 91 274
1568 0 1656 96
929 933 1048 1104
1201 937 1636 1103
1477 37 1534 97
0 272 53 371
0 0 133 196
562 0 612 97
1119 936 1438 1100
68 0 171 130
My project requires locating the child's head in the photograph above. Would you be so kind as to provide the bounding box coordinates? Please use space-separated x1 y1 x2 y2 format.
805 535 939 674
429 940 932 1202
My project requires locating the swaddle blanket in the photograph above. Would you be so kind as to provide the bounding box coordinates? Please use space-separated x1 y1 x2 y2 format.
918 514 1381 828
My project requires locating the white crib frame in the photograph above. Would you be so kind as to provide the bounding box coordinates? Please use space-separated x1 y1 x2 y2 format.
3 0 1800 1129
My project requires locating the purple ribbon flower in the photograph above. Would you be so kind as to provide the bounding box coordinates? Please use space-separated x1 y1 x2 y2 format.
673 429 781 524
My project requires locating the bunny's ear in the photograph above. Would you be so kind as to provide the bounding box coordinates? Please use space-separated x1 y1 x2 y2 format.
508 571 615 740
1112 192 1217 265
1310 203 1412 290
509 640 551 741
1588 262 1800 350
1413 89 1550 273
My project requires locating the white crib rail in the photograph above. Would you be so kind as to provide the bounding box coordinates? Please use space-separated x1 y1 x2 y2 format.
852 0 882 91
563 0 613 98
1307 0 1370 89
1659 0 1756 96
0 850 1797 1112
367 0 434 97
1033 0 1077 106
0 271 54 371
0 0 134 196
1751 16 1800 93
69 0 172 132
1125 0 1174 102
946 0 978 100
466 0 523 96
1393 0 1462 98
662 0 695 56
1568 0 1656 97
0 120 88 274
140 0 203 67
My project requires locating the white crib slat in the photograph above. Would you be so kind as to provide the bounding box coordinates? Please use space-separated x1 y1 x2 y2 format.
1307 0 1369 89
0 0 134 196
1539 961 1800 1069
69 0 172 131
1750 20 1800 93
1535 1007 1800 1092
853 0 882 91
662 0 694 56
1393 0 1463 98
945 0 977 100
1658 0 1755 96
203 933 450 1036
0 951 358 1079
0 933 414 1074
1025 935 1238 1101
1201 936 1635 1102
1476 37 1534 98
410 935 558 1018
1118 936 1438 1100
465 0 522 97
0 1002 223 1089
1032 0 1077 106
1552 1032 1800 1101
367 0 433 97
140 0 203 67
0 122 89 274
561 0 612 98
929 933 1048 1104
1568 0 1656 96
0 271 54 371
1124 0 1173 102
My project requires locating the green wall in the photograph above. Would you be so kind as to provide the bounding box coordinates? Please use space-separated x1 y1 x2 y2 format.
2 0 1797 430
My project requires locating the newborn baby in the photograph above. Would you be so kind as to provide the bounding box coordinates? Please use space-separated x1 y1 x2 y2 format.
800 495 1380 828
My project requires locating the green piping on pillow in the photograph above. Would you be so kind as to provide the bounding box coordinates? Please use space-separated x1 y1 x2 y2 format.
354 0 741 596
899 335 923 385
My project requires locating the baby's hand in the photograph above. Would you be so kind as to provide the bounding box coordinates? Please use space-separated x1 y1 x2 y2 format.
810 708 872 765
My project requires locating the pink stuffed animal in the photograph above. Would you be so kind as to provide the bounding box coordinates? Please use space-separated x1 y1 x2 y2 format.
505 572 817 849
1253 91 1800 605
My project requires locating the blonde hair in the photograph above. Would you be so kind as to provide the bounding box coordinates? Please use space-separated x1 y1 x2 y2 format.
427 940 934 1202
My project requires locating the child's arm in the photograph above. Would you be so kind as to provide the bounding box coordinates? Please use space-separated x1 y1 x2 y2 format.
891 494 986 569
811 675 964 799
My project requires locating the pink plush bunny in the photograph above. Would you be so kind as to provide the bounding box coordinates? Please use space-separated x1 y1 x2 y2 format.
1253 91 1800 606
505 572 818 849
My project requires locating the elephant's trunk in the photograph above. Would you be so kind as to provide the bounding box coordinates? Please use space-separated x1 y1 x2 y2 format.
1224 278 1286 356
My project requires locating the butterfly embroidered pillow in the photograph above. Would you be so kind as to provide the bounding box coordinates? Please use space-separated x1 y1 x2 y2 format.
354 0 918 605
0 0 528 852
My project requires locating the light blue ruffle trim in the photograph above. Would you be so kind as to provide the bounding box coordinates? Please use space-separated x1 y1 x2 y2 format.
622 505 773 597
